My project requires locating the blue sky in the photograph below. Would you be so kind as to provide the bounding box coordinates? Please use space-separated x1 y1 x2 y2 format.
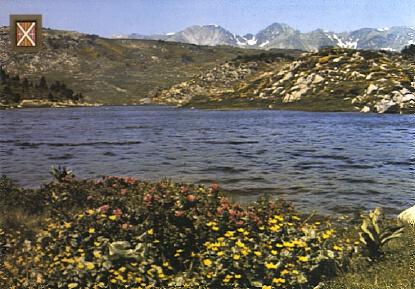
1 0 414 37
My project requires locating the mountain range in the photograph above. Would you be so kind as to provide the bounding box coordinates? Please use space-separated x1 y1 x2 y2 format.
114 23 415 52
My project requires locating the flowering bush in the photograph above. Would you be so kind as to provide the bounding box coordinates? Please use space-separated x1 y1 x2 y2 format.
1 176 355 288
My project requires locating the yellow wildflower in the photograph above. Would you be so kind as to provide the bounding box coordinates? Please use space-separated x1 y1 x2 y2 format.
108 215 117 221
298 256 309 262
254 251 262 257
333 245 343 251
93 250 102 259
275 215 284 221
265 262 278 269
283 241 295 248
241 249 250 256
235 240 245 248
233 254 241 260
224 231 235 238
88 228 95 234
270 225 281 232
86 262 95 270
203 259 212 267
272 277 286 284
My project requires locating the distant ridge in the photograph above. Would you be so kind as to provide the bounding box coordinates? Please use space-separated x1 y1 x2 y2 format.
118 23 415 51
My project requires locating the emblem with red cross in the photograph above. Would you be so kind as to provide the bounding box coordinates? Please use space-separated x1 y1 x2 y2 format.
10 15 42 52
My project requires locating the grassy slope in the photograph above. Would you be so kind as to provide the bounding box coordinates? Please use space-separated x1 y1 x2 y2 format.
0 27 282 105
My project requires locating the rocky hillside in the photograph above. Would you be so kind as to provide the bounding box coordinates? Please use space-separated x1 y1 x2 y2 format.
122 23 415 52
152 51 299 105
155 48 415 113
0 26 268 105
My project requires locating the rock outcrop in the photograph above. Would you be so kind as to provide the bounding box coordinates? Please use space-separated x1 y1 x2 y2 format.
247 48 415 113
398 205 415 225
152 53 293 105
156 47 415 113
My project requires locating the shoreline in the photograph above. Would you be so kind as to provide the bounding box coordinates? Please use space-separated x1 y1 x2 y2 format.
1 173 408 217
1 101 414 114
0 99 103 109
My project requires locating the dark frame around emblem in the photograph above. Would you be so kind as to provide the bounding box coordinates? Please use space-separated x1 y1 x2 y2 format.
10 14 43 53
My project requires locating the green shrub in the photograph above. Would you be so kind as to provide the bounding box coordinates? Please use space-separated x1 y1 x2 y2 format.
359 208 404 261
2 176 357 288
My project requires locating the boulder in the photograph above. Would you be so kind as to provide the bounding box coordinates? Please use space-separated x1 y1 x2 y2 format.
360 106 371 113
366 72 375 80
283 86 309 102
312 74 324 84
375 99 399 113
402 93 415 102
367 83 378 95
296 76 306 85
392 91 403 102
398 205 415 225
399 88 411 95
282 72 293 81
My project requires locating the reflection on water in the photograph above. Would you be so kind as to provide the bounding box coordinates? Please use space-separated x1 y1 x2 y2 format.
0 106 414 214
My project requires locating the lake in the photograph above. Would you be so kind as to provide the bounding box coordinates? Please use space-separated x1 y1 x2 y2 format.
0 106 413 214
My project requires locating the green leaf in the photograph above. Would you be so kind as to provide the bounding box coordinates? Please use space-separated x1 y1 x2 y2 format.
251 281 263 287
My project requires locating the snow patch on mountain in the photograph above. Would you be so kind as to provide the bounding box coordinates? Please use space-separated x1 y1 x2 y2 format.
247 36 257 46
259 40 269 48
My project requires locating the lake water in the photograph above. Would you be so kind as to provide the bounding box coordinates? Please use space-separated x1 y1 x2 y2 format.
0 106 414 214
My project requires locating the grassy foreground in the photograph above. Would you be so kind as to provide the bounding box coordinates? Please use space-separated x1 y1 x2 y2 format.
0 171 412 288
323 226 414 289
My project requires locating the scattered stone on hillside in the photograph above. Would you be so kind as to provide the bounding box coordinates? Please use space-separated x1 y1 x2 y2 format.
153 55 290 105
367 83 379 95
360 106 371 113
153 47 415 113
375 99 399 113
312 74 324 84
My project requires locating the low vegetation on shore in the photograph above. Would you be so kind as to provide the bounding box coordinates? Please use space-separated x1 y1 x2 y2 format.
0 169 411 288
